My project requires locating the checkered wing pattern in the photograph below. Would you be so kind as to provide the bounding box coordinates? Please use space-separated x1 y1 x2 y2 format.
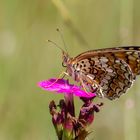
72 46 140 100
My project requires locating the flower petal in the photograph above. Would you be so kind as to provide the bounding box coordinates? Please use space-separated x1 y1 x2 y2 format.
38 78 96 98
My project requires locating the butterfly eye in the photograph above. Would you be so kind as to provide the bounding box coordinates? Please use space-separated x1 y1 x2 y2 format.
62 62 67 67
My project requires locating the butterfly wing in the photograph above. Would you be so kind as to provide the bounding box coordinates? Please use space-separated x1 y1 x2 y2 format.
74 46 140 76
72 46 140 100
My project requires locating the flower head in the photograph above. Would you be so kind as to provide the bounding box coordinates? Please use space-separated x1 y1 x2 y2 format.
38 78 96 98
38 78 103 140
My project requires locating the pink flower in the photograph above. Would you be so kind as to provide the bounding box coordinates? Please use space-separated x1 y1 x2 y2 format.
38 78 103 139
38 78 96 98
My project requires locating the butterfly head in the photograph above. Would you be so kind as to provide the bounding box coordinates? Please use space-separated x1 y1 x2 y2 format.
62 51 71 67
61 50 78 81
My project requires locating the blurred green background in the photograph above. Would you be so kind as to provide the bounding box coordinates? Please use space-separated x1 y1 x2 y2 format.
0 0 140 140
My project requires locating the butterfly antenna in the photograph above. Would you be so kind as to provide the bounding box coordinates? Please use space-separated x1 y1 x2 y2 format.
56 28 68 53
47 39 64 52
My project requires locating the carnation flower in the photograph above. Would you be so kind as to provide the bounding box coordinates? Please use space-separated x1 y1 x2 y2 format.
38 78 96 98
38 78 103 140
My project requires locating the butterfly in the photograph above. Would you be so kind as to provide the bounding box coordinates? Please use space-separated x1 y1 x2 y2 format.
61 46 140 100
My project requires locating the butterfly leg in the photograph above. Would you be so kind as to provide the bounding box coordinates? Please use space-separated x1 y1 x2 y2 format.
93 82 103 97
79 78 91 95
86 76 104 98
79 74 104 98
79 74 96 95
84 75 104 98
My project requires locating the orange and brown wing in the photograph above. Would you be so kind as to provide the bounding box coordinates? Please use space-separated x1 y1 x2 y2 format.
114 51 140 76
73 46 140 100
74 46 140 76
75 56 134 100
